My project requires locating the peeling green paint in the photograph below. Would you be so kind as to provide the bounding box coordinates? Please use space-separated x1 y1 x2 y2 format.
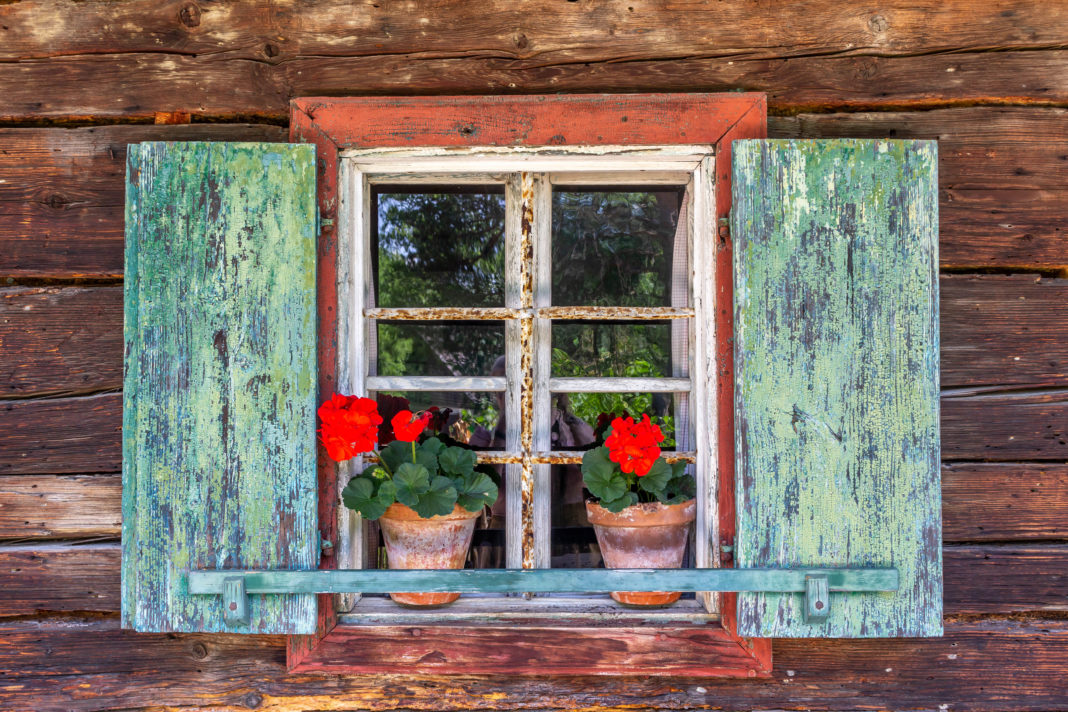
732 139 941 638
122 142 318 634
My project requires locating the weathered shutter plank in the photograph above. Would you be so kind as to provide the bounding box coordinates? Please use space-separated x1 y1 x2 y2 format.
732 139 941 638
123 142 318 633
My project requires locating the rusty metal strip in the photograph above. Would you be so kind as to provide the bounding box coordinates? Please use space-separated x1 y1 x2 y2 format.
365 307 518 320
537 306 695 320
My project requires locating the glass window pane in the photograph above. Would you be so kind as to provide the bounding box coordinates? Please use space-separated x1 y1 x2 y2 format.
548 392 681 450
551 187 686 307
552 321 673 378
373 186 505 308
375 322 505 378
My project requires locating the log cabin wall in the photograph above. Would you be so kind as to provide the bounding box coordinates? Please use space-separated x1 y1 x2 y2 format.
0 1 1065 709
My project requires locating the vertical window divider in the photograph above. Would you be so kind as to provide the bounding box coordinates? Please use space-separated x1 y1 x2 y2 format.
691 157 720 613
504 173 525 571
531 174 553 571
336 161 368 612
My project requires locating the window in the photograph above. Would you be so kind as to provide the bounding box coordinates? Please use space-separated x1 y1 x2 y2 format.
122 94 941 677
335 146 720 617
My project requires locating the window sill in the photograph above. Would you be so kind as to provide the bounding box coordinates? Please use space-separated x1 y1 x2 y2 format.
289 616 771 677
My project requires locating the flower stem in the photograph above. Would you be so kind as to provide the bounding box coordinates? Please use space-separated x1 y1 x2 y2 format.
372 449 392 476
411 441 417 464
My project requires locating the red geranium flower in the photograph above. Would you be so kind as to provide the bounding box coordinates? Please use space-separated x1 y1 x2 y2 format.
391 410 432 443
604 414 664 476
317 394 381 461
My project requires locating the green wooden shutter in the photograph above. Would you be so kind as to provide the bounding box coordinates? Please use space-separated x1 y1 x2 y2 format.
732 139 941 638
123 142 318 633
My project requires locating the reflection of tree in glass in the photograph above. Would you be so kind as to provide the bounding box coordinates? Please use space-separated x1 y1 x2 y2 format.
552 190 680 307
376 190 505 308
375 189 506 427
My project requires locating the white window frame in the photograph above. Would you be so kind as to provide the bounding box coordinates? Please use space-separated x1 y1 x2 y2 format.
335 145 720 618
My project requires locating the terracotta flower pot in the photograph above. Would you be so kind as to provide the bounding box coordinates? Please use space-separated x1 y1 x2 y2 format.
378 502 480 606
586 498 697 606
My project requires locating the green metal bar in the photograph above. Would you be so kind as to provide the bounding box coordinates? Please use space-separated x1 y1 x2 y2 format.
188 567 898 595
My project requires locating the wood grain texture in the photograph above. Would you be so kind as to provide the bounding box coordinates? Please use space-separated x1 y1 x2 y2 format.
122 142 318 634
0 287 123 398
0 394 121 475
0 619 1066 711
4 0 1064 63
941 275 1068 388
943 545 1068 615
0 474 120 538
733 140 941 637
0 544 120 616
0 125 287 279
942 390 1068 461
0 1 1067 120
943 463 1068 542
296 624 766 676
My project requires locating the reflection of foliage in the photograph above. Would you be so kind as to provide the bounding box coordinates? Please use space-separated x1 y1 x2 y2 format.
376 190 505 308
552 348 676 447
551 190 680 307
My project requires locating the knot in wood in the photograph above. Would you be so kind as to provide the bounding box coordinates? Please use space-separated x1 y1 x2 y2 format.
179 4 201 28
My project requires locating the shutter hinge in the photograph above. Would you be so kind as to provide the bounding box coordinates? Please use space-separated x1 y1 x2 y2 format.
717 216 730 244
720 535 734 564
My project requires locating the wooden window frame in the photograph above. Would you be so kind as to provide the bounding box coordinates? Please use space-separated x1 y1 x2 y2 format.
288 94 771 676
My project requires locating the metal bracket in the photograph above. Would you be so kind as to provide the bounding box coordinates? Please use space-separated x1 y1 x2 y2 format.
804 574 830 624
222 576 249 628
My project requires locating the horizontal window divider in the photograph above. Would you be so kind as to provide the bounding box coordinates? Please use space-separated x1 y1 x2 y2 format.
189 568 898 628
537 306 694 320
366 307 517 321
364 451 695 465
366 375 507 392
548 377 691 393
365 306 694 321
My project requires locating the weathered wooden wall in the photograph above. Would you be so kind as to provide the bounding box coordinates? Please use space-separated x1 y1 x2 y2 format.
0 1 1065 710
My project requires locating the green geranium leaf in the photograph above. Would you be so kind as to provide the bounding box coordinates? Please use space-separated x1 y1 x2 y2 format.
637 458 672 497
581 446 628 503
412 475 458 518
393 462 430 507
456 470 498 512
664 472 696 504
421 436 445 455
439 446 477 476
600 491 638 513
671 461 688 479
341 475 397 521
379 440 410 474
414 443 439 475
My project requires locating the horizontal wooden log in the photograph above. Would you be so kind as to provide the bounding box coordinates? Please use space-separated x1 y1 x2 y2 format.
3 386 1063 475
0 124 286 279
941 390 1068 461
0 544 119 616
1 49 1067 123
0 475 120 538
0 394 120 475
0 287 123 398
941 275 1068 388
0 619 1065 711
943 545 1068 615
943 463 1068 542
5 0 1064 64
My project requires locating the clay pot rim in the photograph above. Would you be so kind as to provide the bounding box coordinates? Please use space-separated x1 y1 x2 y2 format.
585 498 696 527
381 502 482 523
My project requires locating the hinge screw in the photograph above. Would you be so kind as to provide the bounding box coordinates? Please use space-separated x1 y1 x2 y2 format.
321 539 334 555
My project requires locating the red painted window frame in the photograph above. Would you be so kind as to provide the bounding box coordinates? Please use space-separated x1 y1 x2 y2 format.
288 93 770 676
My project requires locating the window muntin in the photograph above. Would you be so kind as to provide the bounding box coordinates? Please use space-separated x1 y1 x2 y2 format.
337 147 719 618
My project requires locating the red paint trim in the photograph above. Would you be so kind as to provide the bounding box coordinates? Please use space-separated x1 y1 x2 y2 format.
286 106 341 670
288 93 769 676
